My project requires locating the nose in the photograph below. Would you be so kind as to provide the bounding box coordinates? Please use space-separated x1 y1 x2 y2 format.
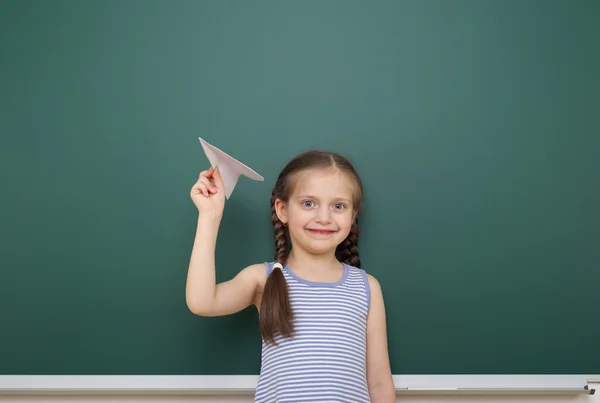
315 206 332 224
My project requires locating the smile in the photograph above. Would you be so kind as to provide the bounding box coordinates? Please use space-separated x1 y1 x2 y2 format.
306 229 337 235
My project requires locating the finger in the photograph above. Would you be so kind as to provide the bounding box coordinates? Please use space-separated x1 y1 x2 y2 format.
199 176 217 194
199 169 219 192
199 167 214 179
195 181 210 197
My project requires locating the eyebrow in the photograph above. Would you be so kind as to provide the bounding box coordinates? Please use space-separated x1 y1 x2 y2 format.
296 195 352 203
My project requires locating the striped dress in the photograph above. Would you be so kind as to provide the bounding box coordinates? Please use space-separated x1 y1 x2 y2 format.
254 261 372 403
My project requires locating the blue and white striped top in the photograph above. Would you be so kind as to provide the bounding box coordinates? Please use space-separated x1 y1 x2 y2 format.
254 261 372 403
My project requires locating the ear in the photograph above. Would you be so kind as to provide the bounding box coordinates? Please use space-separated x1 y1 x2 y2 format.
274 198 288 225
352 209 358 224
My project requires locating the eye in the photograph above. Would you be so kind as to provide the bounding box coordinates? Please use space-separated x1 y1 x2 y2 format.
302 200 315 208
333 203 346 210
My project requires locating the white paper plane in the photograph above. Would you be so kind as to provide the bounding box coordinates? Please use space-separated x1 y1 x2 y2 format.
198 137 264 199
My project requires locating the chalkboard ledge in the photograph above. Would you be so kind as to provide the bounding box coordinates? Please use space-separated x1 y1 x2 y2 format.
0 375 597 396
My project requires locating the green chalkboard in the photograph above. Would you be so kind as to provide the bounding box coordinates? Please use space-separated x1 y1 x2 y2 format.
1 0 598 375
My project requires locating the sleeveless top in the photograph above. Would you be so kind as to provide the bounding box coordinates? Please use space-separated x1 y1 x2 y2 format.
254 262 372 403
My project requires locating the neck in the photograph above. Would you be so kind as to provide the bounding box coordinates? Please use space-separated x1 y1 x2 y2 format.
287 247 342 272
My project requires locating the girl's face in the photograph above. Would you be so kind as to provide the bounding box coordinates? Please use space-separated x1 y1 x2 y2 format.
276 168 357 256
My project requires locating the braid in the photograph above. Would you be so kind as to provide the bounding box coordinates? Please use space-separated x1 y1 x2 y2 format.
337 218 361 268
271 192 289 264
259 191 294 344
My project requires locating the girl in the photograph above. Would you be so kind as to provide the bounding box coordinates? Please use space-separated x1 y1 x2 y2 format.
186 150 395 403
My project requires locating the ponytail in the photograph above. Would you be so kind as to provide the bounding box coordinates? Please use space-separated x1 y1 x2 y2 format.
336 217 361 268
259 194 294 344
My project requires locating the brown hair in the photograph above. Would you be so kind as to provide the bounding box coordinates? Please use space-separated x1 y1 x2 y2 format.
259 150 364 344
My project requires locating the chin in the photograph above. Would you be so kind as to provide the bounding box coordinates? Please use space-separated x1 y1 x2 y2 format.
308 243 337 252
300 239 346 255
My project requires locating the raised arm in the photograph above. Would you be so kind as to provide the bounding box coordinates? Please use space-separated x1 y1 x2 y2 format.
185 167 264 316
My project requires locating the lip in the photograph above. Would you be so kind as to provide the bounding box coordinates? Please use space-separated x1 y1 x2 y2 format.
306 229 337 235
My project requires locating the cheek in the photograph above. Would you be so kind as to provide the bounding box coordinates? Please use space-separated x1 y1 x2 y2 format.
336 208 355 222
288 212 311 227
338 215 354 231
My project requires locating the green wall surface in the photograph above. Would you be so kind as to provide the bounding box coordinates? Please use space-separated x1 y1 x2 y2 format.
1 0 598 375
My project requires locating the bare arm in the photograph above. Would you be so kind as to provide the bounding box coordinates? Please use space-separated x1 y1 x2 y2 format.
366 274 396 402
185 212 263 316
185 167 263 317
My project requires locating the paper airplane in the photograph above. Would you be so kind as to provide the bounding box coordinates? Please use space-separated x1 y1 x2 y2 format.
198 137 264 199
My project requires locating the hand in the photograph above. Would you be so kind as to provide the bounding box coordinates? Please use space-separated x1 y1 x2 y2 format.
190 167 225 216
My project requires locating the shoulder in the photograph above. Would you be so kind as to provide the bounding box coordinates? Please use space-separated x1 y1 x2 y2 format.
356 267 384 311
238 262 268 284
364 272 385 299
228 262 268 294
364 273 386 315
236 262 269 308
365 273 382 294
